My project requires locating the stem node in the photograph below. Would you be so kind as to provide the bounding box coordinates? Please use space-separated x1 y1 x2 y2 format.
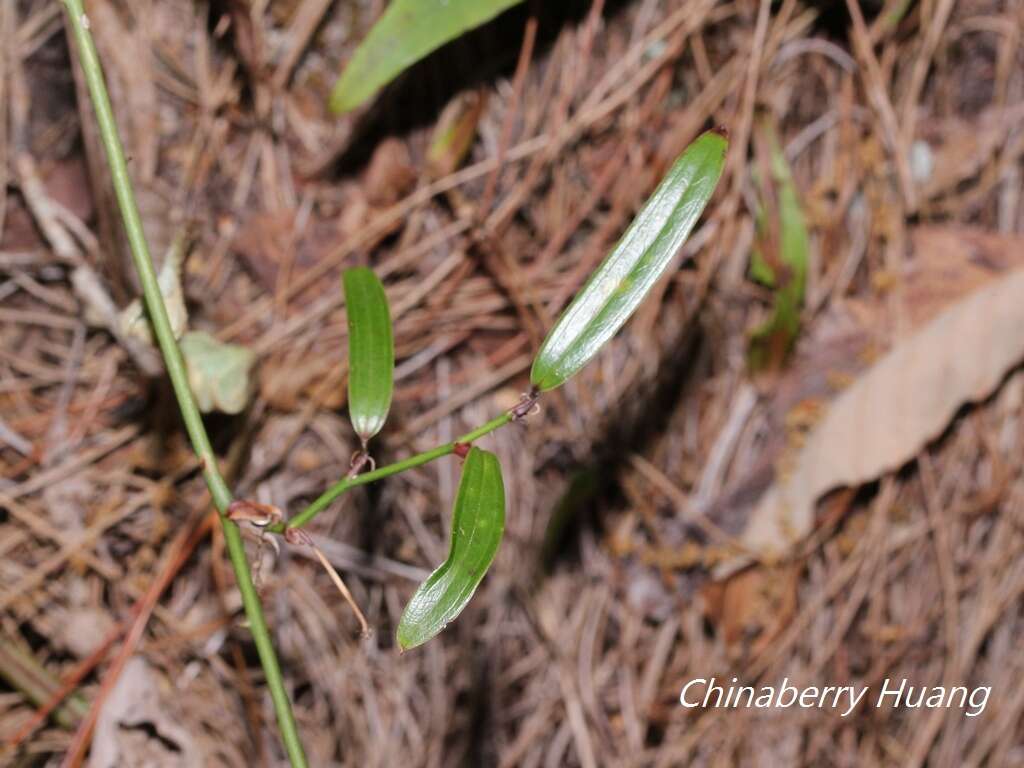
510 390 541 421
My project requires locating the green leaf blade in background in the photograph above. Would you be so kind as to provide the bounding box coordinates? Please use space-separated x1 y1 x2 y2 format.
748 121 809 370
397 447 506 650
330 0 525 114
343 267 394 444
530 129 729 391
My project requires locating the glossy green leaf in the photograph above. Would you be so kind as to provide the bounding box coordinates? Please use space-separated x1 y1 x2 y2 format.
397 448 505 650
343 267 394 443
330 0 524 114
530 129 729 391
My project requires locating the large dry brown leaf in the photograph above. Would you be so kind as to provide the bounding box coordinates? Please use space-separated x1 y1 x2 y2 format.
726 228 1024 569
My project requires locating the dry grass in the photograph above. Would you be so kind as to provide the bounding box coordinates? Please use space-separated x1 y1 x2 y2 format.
1 0 1023 765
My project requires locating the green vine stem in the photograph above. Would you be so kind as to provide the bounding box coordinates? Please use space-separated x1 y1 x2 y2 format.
275 411 515 532
60 2 308 765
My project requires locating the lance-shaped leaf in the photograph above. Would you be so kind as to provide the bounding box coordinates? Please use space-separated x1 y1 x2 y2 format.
330 0 524 114
397 448 505 650
343 267 394 443
530 129 729 391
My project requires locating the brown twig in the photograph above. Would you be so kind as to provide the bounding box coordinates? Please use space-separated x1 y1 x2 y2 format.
478 10 538 218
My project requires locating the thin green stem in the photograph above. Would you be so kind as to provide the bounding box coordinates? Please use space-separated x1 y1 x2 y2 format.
276 412 513 532
60 3 307 765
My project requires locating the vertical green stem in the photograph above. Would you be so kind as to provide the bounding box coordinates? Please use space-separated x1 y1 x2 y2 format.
60 2 307 765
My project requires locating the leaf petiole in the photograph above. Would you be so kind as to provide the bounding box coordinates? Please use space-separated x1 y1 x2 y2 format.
270 407 525 534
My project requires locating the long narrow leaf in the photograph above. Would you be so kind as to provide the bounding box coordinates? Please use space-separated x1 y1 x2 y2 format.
331 0 524 114
397 448 505 650
530 129 729 391
330 0 524 114
343 267 394 444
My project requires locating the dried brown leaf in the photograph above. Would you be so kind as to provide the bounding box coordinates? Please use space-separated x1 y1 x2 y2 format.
703 563 799 655
427 90 488 178
726 228 1024 568
363 138 417 206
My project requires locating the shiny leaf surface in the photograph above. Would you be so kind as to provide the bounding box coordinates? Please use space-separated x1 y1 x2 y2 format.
397 448 505 650
530 129 728 391
343 267 394 443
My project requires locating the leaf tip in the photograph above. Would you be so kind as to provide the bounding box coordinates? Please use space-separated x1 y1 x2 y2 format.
712 124 730 139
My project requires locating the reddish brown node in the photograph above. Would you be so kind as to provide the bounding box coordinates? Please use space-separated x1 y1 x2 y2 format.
284 527 311 547
226 499 283 527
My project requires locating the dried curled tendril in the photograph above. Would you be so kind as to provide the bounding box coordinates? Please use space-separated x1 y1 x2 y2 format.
227 500 370 637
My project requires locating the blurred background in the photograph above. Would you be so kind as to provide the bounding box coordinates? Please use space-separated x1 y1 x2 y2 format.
1 0 1022 765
